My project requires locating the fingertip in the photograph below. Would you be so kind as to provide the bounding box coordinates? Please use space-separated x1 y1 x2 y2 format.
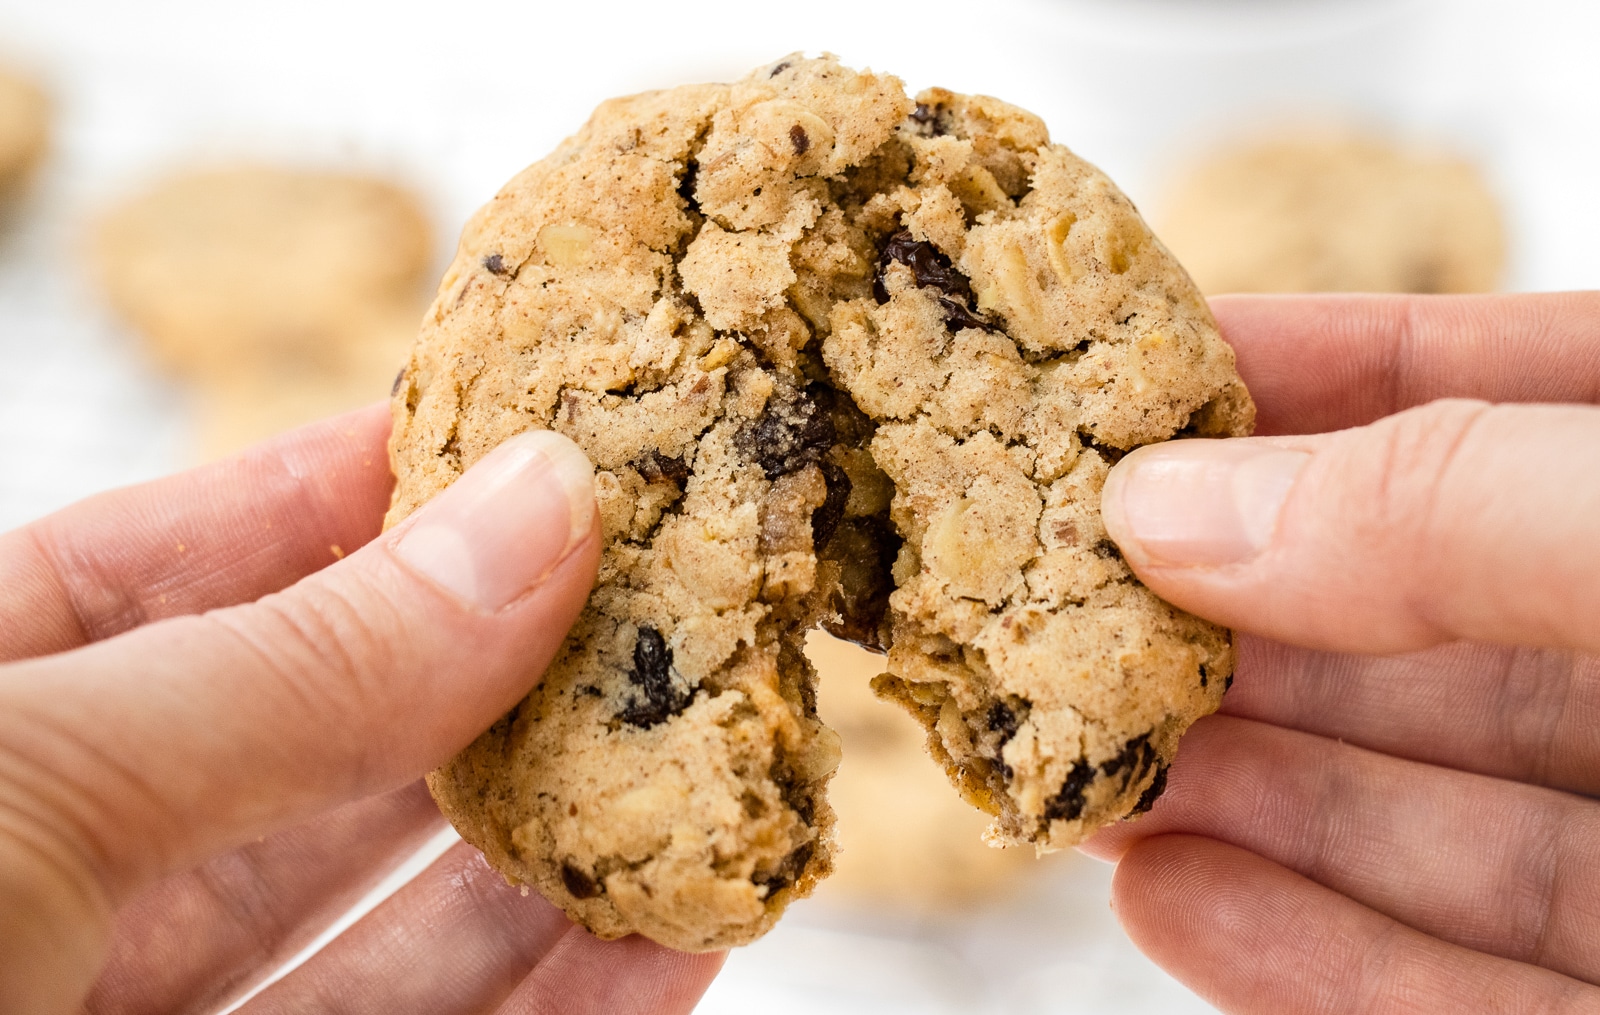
1078 824 1136 864
1101 439 1309 571
389 430 598 613
1098 448 1137 561
1109 835 1251 975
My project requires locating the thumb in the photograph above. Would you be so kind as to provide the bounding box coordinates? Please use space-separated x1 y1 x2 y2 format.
0 430 598 1008
1100 399 1600 656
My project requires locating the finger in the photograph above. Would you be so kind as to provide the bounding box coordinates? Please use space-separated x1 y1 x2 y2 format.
496 930 724 1015
239 842 576 1014
1111 835 1599 1015
86 782 442 1015
1086 716 1600 985
0 430 599 1008
0 404 392 663
1101 400 1600 655
1224 636 1600 797
1212 291 1600 436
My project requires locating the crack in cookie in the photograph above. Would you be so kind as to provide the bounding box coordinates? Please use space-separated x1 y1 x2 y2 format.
386 54 1254 952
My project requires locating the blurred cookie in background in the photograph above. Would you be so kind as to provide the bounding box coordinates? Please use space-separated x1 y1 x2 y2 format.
190 358 401 463
807 632 1037 912
91 165 433 455
1157 132 1506 295
0 64 50 204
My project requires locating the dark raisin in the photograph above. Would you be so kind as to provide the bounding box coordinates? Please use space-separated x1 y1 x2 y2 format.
483 252 509 276
560 861 602 899
1198 664 1208 689
1131 765 1169 815
988 700 1023 781
736 388 835 479
908 102 948 136
769 60 791 78
631 449 690 489
875 230 970 302
939 296 1000 333
873 229 1000 332
817 382 875 447
677 161 699 214
818 515 900 652
987 700 1020 742
769 759 817 826
617 626 693 729
789 124 810 156
811 461 852 549
390 368 406 397
753 842 814 896
1099 732 1154 790
1043 759 1096 823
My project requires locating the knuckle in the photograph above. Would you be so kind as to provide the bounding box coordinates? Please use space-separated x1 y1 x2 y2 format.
1493 647 1578 789
1347 400 1494 618
1359 399 1491 539
190 844 297 961
1510 805 1564 965
0 686 169 889
206 571 408 759
19 524 145 650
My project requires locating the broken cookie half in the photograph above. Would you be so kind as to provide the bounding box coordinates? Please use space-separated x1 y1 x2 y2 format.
386 54 1254 952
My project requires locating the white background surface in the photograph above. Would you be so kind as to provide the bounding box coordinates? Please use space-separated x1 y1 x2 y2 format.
1 1 1597 1011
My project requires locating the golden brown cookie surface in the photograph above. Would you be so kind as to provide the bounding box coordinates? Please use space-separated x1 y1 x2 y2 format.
389 54 1252 950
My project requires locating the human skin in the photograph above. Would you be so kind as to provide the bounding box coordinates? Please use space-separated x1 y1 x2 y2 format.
3 291 1597 1014
0 410 722 1014
1090 292 1600 1013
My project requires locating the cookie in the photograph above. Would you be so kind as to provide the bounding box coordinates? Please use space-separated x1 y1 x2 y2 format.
1158 131 1506 294
388 54 1252 950
808 632 1034 910
0 65 49 201
92 166 432 455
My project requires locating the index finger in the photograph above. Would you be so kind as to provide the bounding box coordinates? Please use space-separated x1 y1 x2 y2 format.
0 405 393 662
1217 292 1600 436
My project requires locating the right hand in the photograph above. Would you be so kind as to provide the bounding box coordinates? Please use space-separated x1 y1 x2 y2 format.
1084 292 1600 1013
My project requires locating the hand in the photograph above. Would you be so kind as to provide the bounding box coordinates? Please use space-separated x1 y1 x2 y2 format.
1087 292 1600 1013
0 406 723 1014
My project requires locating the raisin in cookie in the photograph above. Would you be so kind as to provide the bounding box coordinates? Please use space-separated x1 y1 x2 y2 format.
1158 131 1505 294
388 54 1253 950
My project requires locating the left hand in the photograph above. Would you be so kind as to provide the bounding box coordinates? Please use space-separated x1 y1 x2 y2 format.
0 405 723 1015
